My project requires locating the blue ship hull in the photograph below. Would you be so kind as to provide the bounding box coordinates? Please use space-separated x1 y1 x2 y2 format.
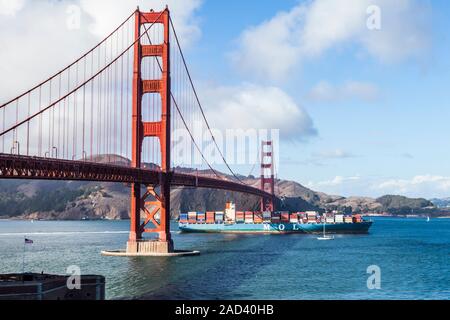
178 221 372 234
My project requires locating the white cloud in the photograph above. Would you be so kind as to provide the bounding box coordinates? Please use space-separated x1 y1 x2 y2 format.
229 5 305 81
201 83 317 140
308 80 379 102
80 0 202 46
307 174 450 199
375 175 450 197
313 149 356 159
0 0 25 16
0 0 202 101
231 0 430 81
307 175 361 188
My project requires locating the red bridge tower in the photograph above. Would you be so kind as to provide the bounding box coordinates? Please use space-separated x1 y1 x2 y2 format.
128 8 173 254
260 141 275 212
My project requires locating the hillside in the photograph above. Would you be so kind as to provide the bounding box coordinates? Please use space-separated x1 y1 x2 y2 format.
0 155 445 220
0 178 444 220
430 197 450 209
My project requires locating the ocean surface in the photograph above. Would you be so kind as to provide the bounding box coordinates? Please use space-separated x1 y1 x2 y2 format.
0 217 448 300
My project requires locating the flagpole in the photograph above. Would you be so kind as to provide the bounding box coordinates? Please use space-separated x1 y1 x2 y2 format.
22 235 26 275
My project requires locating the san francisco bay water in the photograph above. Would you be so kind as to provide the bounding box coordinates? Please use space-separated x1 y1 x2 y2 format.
0 217 448 299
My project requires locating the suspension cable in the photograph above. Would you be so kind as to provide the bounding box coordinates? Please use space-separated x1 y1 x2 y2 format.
168 16 246 185
0 10 165 138
0 11 136 109
141 13 245 184
140 13 221 179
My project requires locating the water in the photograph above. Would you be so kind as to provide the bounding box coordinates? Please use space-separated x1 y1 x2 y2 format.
0 218 449 300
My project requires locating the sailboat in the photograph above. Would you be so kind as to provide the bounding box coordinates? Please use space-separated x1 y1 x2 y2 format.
317 217 334 240
426 216 430 222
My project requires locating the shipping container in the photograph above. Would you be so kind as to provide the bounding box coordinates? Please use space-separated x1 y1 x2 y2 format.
179 213 188 223
188 212 197 223
244 211 253 224
206 212 215 223
235 211 244 222
307 211 317 222
197 212 206 224
244 211 253 218
289 213 299 223
344 216 353 223
271 212 281 223
325 217 335 223
262 211 271 223
335 214 344 223
215 211 224 224
280 212 290 222
262 211 272 218
296 212 306 223
272 212 281 217
352 214 362 223
253 213 263 224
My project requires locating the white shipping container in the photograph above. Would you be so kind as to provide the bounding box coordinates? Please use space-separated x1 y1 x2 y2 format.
335 215 344 223
326 218 334 223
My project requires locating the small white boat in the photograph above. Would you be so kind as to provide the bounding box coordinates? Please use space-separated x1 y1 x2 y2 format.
426 216 430 222
317 236 334 240
317 218 334 240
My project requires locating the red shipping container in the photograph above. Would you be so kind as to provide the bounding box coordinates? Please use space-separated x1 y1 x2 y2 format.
206 212 215 222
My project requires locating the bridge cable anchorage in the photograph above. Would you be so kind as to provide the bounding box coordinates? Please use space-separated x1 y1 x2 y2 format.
0 10 137 110
139 14 221 180
0 10 165 139
168 16 248 186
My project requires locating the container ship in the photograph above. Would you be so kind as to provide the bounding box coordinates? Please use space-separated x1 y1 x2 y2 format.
178 202 372 234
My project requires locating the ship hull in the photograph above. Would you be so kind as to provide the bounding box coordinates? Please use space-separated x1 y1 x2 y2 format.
178 221 372 234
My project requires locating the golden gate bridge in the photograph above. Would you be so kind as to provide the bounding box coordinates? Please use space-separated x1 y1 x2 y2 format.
0 7 275 255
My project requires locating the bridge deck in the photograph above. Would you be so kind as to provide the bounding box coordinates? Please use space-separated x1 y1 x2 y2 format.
0 154 271 198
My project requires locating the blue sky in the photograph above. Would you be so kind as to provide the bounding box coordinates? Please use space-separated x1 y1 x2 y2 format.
180 0 450 199
1 0 450 198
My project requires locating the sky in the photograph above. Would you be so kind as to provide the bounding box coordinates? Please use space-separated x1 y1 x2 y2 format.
1 0 450 199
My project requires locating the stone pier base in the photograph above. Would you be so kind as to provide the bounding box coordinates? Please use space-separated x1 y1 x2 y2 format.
126 240 173 254
101 240 200 257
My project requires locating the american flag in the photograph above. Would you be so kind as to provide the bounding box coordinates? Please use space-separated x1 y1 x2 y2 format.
24 238 33 244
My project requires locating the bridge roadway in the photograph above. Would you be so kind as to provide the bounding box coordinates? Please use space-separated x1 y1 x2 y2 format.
0 154 271 199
